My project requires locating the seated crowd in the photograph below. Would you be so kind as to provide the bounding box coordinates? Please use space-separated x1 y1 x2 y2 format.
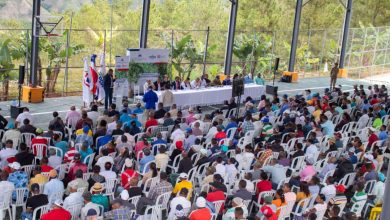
0 83 389 220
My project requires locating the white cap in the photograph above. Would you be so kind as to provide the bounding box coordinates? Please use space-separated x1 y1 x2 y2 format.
200 149 208 155
179 173 188 179
364 154 374 161
9 162 21 170
68 181 78 189
368 127 376 132
196 197 206 208
125 158 133 168
120 190 129 200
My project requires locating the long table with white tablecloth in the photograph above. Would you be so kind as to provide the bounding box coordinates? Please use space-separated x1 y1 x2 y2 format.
155 84 265 108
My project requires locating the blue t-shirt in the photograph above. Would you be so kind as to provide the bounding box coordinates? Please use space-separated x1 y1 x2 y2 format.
54 141 68 158
321 120 335 137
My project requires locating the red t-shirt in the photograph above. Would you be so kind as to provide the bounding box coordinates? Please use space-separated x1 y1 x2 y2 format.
145 119 158 130
121 169 139 189
368 134 379 148
256 180 272 195
214 132 227 140
189 208 211 220
68 162 88 180
41 208 71 220
41 165 54 173
32 137 48 157
206 190 226 213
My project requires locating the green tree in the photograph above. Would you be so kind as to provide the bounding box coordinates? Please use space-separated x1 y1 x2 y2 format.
0 39 14 100
41 30 84 93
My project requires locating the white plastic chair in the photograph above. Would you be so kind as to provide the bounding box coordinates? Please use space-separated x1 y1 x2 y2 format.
226 127 237 140
104 178 118 200
84 153 95 171
83 172 93 181
128 195 141 207
249 190 275 214
21 133 36 147
31 204 50 220
0 190 12 220
11 187 29 220
211 200 225 220
48 146 64 158
49 190 64 204
32 143 47 160
291 198 310 218
65 202 83 220
365 180 377 195
21 165 35 179
338 172 356 188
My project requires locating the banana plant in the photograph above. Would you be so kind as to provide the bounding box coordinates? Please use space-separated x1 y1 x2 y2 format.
41 30 84 93
0 39 14 101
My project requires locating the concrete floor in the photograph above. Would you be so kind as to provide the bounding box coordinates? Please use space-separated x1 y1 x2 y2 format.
0 77 377 129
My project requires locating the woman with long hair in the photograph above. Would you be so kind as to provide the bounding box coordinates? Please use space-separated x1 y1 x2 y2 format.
272 189 286 216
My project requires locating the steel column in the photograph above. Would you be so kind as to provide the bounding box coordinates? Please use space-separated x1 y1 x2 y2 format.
202 27 210 76
139 0 151 48
224 0 238 75
287 0 303 72
339 0 353 68
30 0 41 87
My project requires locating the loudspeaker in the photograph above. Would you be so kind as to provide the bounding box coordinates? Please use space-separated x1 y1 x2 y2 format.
18 65 25 85
274 58 280 72
232 78 244 97
266 85 278 95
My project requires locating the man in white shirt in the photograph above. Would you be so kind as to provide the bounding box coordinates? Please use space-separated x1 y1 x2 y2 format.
170 125 185 141
15 107 34 127
96 149 115 170
305 139 318 162
320 176 336 202
357 110 369 129
0 140 18 168
155 146 169 171
0 171 15 203
1 128 21 144
99 162 117 180
181 78 192 90
143 79 153 94
48 148 62 168
168 188 191 219
241 146 255 171
371 174 385 205
225 158 238 183
190 78 202 89
205 123 218 143
87 105 101 128
106 114 119 135
64 181 83 207
214 157 226 178
262 159 287 187
81 192 100 220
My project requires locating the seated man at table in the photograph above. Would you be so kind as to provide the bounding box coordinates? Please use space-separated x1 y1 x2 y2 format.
212 75 222 86
223 75 232 85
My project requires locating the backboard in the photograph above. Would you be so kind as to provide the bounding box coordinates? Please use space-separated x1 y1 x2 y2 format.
33 15 64 37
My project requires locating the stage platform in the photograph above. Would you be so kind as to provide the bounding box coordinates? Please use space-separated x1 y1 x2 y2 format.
0 77 379 129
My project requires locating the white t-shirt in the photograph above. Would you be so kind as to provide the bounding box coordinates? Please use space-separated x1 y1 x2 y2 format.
16 112 34 125
320 184 336 201
0 148 18 168
171 129 185 141
372 181 385 204
99 170 117 180
96 156 114 170
168 196 191 219
215 163 226 178
305 144 318 160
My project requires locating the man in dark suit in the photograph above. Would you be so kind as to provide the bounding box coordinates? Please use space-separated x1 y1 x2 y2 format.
171 76 183 90
103 69 115 110
154 77 164 91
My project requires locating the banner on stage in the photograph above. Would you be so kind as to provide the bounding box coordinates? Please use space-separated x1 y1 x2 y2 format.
126 48 169 63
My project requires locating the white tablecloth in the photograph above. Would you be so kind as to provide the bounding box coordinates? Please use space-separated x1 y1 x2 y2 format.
155 84 265 108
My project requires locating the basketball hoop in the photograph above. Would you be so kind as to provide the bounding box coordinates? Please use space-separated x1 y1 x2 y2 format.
33 15 64 38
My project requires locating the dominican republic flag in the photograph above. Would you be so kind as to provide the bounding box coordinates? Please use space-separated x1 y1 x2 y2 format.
90 54 98 95
96 53 106 101
82 58 92 104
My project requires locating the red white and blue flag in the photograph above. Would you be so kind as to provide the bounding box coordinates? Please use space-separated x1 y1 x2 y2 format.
82 57 92 104
90 54 98 96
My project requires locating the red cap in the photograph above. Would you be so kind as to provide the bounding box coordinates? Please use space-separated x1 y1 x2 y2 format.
261 206 274 217
335 184 346 193
176 140 184 151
